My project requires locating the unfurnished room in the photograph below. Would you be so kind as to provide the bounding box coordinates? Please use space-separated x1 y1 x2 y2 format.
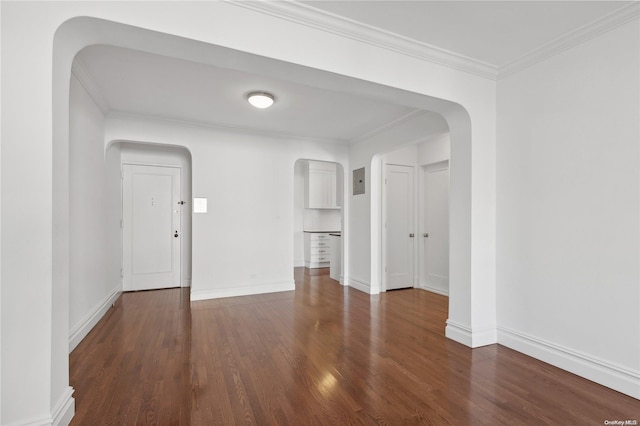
1 1 639 425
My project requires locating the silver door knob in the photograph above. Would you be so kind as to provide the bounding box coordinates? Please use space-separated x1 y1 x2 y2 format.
409 233 415 238
423 233 429 238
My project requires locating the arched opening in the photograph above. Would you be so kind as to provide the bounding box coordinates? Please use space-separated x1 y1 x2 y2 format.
49 15 487 423
293 159 346 284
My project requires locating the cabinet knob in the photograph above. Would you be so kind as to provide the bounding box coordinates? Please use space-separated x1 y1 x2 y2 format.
409 233 415 238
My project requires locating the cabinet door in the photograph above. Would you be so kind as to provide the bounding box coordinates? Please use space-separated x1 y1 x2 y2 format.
308 169 333 208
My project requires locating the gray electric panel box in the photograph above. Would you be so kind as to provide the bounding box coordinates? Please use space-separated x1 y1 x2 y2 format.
353 167 365 195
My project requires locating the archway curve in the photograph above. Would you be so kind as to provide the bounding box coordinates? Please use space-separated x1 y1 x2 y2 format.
293 158 348 282
50 13 492 423
107 139 194 289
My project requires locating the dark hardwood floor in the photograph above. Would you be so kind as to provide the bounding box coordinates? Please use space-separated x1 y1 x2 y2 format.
70 268 639 425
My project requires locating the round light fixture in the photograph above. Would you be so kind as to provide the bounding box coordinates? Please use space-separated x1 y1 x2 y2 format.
247 91 275 109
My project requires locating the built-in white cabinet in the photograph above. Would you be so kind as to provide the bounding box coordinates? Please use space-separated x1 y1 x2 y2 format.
305 161 339 209
304 232 331 268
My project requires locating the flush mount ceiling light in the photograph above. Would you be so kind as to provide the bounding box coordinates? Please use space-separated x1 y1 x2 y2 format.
247 91 275 109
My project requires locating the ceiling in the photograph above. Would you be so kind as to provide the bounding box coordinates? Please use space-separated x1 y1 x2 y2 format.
78 45 416 143
302 1 631 67
75 1 631 144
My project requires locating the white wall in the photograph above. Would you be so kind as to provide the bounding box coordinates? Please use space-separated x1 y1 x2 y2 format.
497 19 640 397
418 133 450 165
303 209 341 232
118 142 193 286
383 144 418 167
105 115 349 301
68 73 122 351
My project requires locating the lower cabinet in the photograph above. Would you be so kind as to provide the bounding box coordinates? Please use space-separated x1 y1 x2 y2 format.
304 232 331 268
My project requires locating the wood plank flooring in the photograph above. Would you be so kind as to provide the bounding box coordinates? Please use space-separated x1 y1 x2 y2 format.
70 268 640 425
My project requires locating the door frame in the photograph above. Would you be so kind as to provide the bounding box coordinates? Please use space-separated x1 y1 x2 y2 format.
121 162 184 291
418 159 450 295
381 162 417 292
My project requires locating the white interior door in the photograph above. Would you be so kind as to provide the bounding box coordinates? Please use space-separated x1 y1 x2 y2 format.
384 164 415 290
122 164 181 291
421 162 449 294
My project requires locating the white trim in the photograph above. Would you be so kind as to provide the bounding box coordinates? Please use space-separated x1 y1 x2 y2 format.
347 277 375 294
71 56 109 114
418 285 449 297
183 279 192 287
4 387 75 426
190 280 295 301
227 0 497 80
52 387 75 426
498 326 640 399
445 320 497 348
445 320 471 346
69 286 121 352
499 2 640 78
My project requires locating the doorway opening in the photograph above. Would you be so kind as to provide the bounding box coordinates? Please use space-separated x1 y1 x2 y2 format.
379 133 451 294
113 142 193 291
294 159 345 285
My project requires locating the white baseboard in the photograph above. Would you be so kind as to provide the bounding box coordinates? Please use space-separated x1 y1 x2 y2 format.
445 320 497 348
6 387 75 426
52 387 75 426
347 277 374 294
498 326 640 399
69 285 121 352
190 280 295 301
182 279 192 287
418 285 449 296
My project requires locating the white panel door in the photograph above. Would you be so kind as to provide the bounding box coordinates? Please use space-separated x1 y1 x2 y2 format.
421 163 449 293
384 164 415 290
123 165 181 291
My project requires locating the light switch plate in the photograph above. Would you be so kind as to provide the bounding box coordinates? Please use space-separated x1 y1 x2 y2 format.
193 197 208 213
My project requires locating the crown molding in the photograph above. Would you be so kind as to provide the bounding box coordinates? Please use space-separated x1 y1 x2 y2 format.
228 1 639 82
226 0 498 80
71 56 110 114
499 2 640 79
